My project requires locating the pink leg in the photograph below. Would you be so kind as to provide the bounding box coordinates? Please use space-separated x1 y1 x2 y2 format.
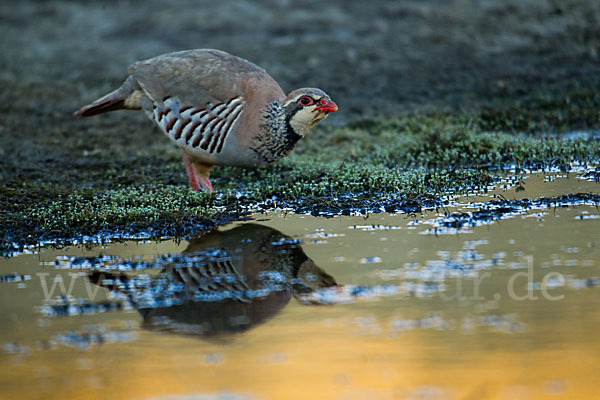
181 150 201 191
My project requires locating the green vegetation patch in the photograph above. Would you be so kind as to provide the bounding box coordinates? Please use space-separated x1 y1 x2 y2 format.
478 89 600 133
2 107 600 256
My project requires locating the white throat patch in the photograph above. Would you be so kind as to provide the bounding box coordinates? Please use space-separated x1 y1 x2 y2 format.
289 106 329 136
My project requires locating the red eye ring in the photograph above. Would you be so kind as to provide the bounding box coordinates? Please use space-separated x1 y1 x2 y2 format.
298 96 314 106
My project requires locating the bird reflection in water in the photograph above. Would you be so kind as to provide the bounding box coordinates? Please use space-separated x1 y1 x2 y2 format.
89 224 338 338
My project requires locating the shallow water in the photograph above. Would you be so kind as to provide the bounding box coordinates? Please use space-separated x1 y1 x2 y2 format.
1 172 599 400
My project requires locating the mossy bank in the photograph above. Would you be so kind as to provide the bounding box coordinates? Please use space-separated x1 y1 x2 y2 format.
2 94 600 256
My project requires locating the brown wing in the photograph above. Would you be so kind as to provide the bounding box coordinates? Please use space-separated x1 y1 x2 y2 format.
128 49 277 108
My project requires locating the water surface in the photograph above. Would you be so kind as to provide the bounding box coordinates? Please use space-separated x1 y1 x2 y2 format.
1 172 599 399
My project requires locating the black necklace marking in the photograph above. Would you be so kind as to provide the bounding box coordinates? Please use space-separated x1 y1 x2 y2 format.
250 100 303 163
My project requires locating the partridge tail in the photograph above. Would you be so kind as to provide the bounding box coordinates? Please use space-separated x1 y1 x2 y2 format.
74 75 142 117
74 97 126 117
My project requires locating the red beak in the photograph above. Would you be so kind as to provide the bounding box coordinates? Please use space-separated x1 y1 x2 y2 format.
315 99 338 113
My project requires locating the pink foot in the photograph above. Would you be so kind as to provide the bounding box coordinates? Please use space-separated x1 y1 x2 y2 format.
199 177 213 193
180 150 214 193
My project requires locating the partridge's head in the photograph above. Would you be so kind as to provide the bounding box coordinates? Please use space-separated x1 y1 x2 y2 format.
283 88 338 136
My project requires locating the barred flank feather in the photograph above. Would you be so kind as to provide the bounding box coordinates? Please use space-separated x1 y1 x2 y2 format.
153 96 245 154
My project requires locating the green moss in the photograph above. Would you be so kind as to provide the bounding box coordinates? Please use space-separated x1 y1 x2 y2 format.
478 89 600 133
2 94 600 255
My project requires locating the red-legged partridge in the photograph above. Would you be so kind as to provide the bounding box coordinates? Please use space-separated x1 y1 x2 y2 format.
75 49 338 193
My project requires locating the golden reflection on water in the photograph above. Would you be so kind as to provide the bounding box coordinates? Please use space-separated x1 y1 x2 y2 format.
0 173 599 399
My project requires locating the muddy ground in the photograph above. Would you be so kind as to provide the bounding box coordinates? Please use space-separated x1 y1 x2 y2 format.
1 0 599 252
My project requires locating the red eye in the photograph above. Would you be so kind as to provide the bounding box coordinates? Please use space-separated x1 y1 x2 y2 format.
299 96 314 106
